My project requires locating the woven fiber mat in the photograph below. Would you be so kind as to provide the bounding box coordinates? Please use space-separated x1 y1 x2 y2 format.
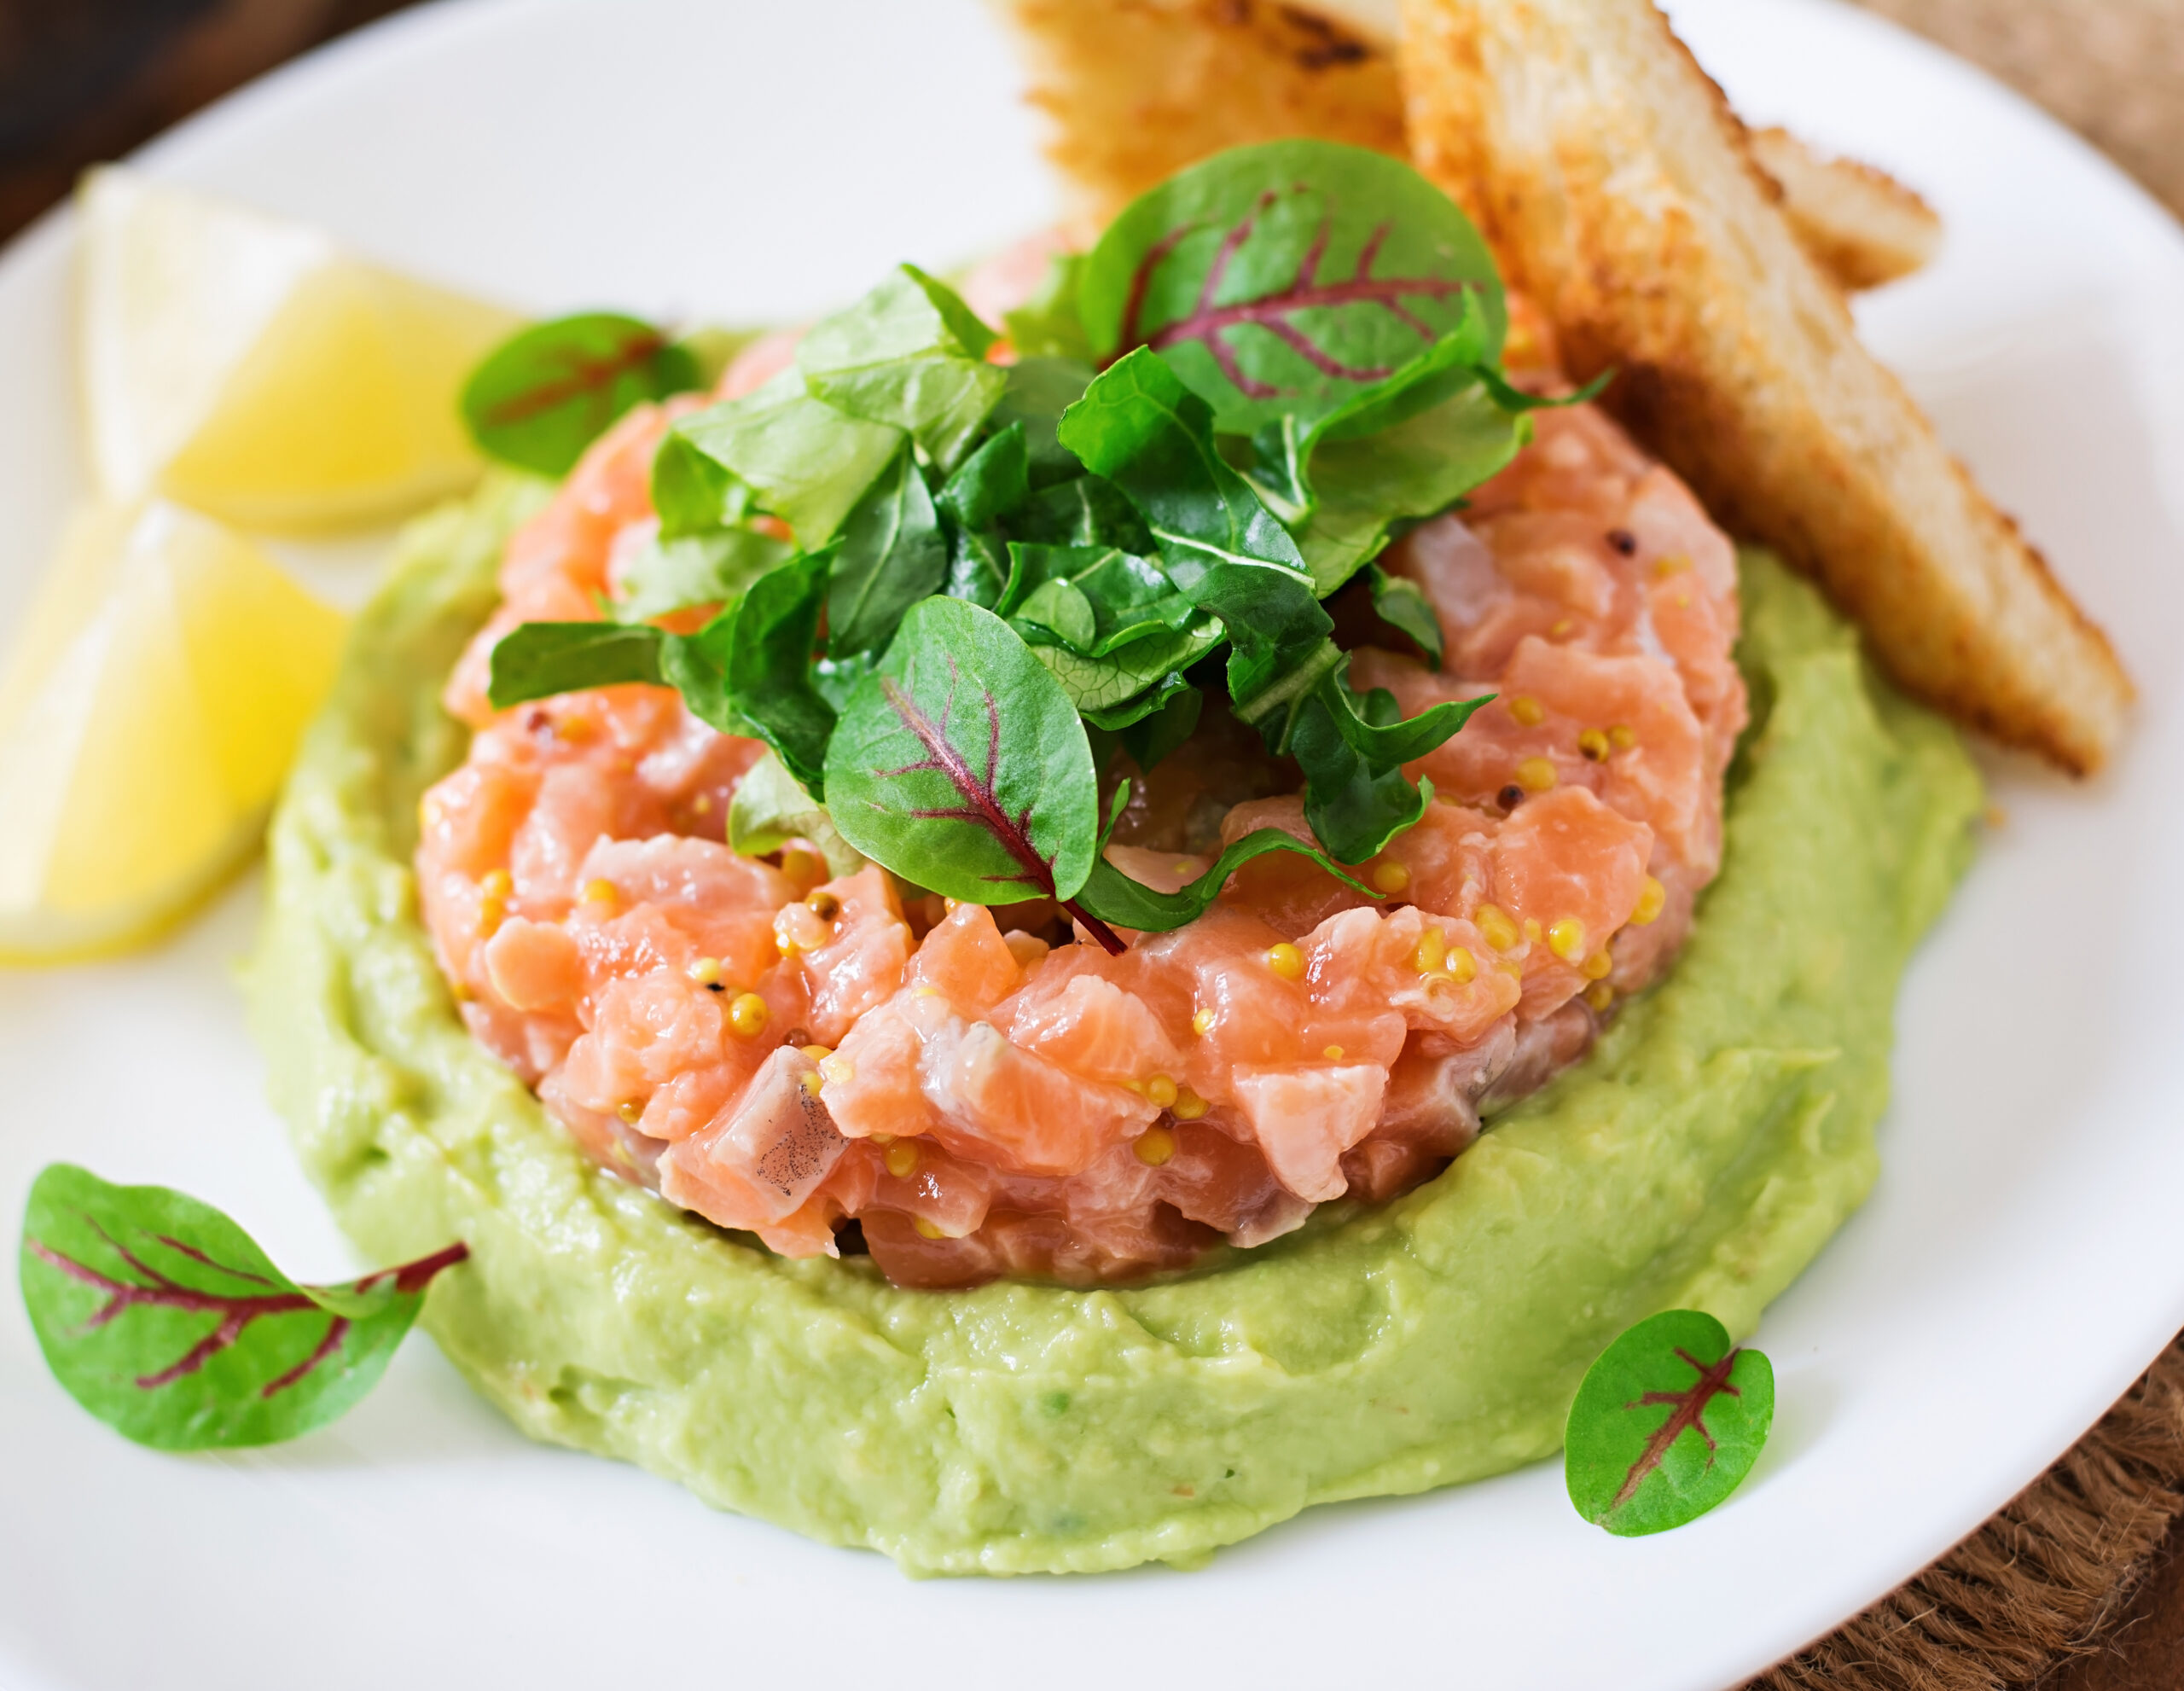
1756 6 2184 1683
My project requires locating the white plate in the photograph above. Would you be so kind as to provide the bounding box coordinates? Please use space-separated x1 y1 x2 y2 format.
3 1 2181 1686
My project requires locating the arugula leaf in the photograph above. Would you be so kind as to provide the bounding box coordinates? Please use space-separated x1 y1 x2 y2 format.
828 443 946 657
673 368 901 546
822 596 1117 951
665 551 836 792
614 524 794 624
1057 347 1329 702
1565 1310 1774 1537
1075 827 1379 932
461 312 703 477
489 620 664 707
1289 669 1490 863
1002 543 1197 658
727 749 869 878
20 1164 465 1451
797 264 1008 472
1077 139 1505 435
1365 563 1444 667
1002 251 1092 363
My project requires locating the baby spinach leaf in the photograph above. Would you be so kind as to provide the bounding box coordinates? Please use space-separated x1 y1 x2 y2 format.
665 551 836 792
488 620 664 707
1078 139 1505 435
828 443 946 657
944 524 1012 610
613 525 794 624
1002 543 1197 658
1075 827 1378 932
674 369 902 546
728 749 869 878
822 596 1118 951
938 423 1031 531
20 1164 466 1451
1565 1310 1774 1537
1366 563 1444 668
1058 347 1329 702
798 264 1008 472
461 312 703 477
1014 473 1153 552
1036 621 1222 718
1002 251 1092 364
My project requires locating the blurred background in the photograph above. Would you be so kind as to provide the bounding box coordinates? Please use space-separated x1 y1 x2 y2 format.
0 0 2177 245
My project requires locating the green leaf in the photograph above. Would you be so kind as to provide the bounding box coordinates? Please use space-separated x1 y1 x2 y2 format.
822 596 1102 911
488 620 664 708
613 525 794 624
1110 678 1202 770
828 443 947 657
1365 562 1444 668
19 1164 465 1451
461 312 702 478
937 423 1031 531
1288 669 1490 863
664 551 836 792
1077 139 1505 435
1565 1310 1774 1537
990 357 1098 488
1034 621 1222 717
1075 827 1378 932
1002 251 1092 364
1002 543 1198 658
797 264 1008 472
1014 472 1153 552
650 428 751 539
673 368 902 546
727 749 869 878
1057 346 1329 702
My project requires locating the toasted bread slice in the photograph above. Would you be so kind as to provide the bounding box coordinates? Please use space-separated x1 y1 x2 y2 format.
1749 125 1942 292
990 0 1937 294
1397 0 2130 774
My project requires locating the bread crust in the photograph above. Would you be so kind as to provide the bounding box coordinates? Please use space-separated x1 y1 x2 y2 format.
1748 126 1942 292
1397 0 2130 773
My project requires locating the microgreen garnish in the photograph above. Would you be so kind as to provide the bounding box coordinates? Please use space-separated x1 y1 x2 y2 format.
475 140 1549 923
20 1164 465 1451
1076 824 1378 931
728 751 868 878
462 312 703 477
1565 1310 1774 1537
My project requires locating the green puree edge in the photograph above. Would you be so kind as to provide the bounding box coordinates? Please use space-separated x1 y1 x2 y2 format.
247 474 1984 1575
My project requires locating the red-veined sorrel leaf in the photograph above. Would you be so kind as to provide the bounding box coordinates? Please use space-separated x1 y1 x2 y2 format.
1077 139 1506 435
1565 1310 1774 1537
19 1164 466 1451
822 596 1123 952
462 311 702 477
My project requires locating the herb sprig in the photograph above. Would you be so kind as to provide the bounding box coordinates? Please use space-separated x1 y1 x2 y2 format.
480 140 1537 927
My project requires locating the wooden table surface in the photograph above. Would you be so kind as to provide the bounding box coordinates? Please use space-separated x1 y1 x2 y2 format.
3 1 2179 1686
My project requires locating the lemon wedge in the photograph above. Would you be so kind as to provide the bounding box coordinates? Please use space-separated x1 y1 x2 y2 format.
78 166 519 535
0 502 346 962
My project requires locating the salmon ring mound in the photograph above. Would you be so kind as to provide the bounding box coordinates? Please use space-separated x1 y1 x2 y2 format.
251 474 1978 1574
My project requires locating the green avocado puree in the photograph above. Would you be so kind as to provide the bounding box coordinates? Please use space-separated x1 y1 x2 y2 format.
248 476 1981 1574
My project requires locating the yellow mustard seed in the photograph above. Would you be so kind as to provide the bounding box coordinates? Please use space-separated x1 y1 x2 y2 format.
774 931 799 957
692 793 712 816
1372 860 1411 895
871 1132 895 1147
1584 979 1616 1013
580 878 618 907
1477 904 1520 951
1609 723 1637 751
1550 618 1575 637
1578 729 1611 762
1322 1044 1345 1062
884 1141 920 1178
1446 944 1478 984
806 891 840 921
555 714 595 743
480 868 513 899
799 1071 824 1098
1653 554 1692 578
1264 942 1304 980
727 992 769 1037
1134 1126 1176 1167
1143 1074 1179 1108
1508 694 1546 727
617 1101 642 1124
801 1043 833 1061
1413 926 1448 974
686 956 723 988
1631 875 1667 927
912 1216 947 1240
1172 1086 1208 1121
1515 756 1557 793
1191 1007 1217 1036
477 897 505 938
779 847 825 886
1174 861 1197 877
1583 948 1614 981
912 985 941 999
1547 918 1586 962
819 1055 854 1088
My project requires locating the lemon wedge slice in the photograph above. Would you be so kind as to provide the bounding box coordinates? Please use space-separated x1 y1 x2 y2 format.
0 502 346 962
78 166 519 535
